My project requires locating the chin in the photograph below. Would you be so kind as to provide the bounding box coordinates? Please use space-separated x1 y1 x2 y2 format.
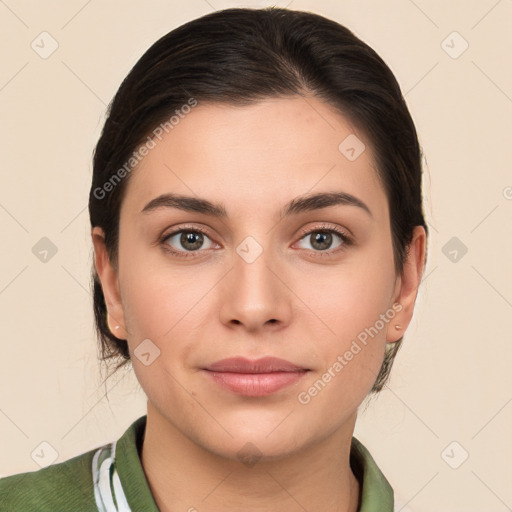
207 435 303 465
196 418 313 463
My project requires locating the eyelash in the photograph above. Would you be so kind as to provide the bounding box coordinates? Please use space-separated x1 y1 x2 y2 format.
159 223 353 259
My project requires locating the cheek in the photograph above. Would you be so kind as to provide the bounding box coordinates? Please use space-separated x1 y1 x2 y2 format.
118 263 203 405
118 246 219 379
121 266 207 341
293 244 395 399
296 244 396 341
296 280 391 415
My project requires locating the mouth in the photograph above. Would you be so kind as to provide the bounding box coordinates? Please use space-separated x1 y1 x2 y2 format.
201 356 310 397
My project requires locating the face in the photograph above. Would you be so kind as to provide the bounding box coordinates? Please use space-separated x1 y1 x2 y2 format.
93 95 422 461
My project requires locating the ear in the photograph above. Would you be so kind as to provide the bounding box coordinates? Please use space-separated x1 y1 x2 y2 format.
386 225 427 343
91 226 128 339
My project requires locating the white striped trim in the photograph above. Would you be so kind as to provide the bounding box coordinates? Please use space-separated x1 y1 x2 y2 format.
92 441 132 512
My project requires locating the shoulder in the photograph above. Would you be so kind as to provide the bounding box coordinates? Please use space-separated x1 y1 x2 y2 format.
350 436 395 511
0 445 100 512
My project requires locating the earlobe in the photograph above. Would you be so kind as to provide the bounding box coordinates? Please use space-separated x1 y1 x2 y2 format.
91 226 128 339
106 312 127 339
386 226 427 343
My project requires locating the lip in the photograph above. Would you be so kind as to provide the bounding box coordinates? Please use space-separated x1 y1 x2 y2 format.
202 357 309 397
205 356 307 373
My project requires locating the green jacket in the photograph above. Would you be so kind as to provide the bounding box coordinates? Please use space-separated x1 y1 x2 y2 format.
0 415 394 511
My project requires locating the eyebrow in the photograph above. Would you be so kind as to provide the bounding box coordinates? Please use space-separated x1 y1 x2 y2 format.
140 191 372 219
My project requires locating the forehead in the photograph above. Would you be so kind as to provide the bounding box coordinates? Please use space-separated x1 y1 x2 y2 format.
120 96 387 221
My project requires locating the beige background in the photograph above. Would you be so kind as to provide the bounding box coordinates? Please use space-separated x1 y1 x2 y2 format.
1 1 511 510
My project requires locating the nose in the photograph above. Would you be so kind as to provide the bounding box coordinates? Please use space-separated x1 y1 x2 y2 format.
218 238 292 333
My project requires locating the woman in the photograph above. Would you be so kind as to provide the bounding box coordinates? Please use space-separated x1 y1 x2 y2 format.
0 7 427 511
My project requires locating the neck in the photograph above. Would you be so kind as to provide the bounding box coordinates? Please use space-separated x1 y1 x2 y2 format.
140 401 361 512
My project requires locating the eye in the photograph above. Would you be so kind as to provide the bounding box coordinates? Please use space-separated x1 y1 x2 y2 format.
295 224 352 255
160 226 217 257
159 223 352 259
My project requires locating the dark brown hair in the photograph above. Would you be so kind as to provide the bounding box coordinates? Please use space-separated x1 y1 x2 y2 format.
89 7 428 393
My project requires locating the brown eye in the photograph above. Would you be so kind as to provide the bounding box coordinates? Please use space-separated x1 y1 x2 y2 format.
295 225 352 255
309 231 334 251
161 228 216 257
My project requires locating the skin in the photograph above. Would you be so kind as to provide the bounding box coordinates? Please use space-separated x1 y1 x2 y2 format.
92 95 426 512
